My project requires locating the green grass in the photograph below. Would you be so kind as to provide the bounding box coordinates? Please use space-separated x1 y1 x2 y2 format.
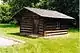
0 24 79 53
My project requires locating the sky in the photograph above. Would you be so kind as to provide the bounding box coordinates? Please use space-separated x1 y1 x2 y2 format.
0 0 3 4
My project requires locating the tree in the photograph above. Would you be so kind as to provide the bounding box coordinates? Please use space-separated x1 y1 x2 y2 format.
0 4 11 23
2 0 40 14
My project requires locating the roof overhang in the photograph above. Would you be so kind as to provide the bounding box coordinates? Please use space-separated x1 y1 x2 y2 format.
12 7 75 20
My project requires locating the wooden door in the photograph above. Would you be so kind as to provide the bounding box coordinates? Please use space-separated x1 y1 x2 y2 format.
33 17 39 34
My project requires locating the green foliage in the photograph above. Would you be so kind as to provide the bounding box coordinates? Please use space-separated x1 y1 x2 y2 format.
0 4 11 23
2 0 40 14
9 19 17 24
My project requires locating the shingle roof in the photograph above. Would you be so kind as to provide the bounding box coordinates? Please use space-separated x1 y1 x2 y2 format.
14 7 74 19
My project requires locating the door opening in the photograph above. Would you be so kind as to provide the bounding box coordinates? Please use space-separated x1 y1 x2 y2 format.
33 18 39 34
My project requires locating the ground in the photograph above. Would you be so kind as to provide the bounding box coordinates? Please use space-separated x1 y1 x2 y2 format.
0 24 79 53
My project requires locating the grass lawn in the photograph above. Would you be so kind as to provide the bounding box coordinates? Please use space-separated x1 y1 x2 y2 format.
0 24 79 53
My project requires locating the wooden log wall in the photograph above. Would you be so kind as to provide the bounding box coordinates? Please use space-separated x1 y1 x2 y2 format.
44 18 68 36
20 10 34 35
20 10 44 35
44 18 57 30
60 19 69 29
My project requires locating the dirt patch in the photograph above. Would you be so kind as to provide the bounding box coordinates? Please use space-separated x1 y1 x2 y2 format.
0 36 25 46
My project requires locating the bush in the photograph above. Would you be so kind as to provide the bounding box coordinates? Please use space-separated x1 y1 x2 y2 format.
0 4 12 23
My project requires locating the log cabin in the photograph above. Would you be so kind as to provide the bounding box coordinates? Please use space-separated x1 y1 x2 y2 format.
13 7 74 36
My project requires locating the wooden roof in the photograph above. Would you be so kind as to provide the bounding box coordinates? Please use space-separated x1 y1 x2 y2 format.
13 7 74 19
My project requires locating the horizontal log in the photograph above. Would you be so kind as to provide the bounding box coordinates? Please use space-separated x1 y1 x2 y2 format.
22 16 33 18
21 29 32 31
38 31 44 33
39 29 43 31
44 30 68 35
45 26 56 28
21 24 33 26
44 28 56 30
21 26 33 28
45 30 68 32
22 17 32 19
23 21 33 23
44 32 68 36
21 27 33 30
44 24 56 26
21 30 32 33
38 32 43 35
21 25 32 28
21 28 32 30
39 23 43 26
45 31 68 34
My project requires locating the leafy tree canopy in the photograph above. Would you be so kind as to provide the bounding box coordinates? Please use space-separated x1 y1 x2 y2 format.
0 4 11 23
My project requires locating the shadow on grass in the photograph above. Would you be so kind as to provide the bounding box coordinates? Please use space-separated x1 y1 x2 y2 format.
69 28 79 32
0 24 18 28
8 32 38 39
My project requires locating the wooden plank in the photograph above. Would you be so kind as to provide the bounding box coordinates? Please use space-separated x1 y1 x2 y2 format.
45 32 68 36
39 29 43 31
46 25 56 28
21 24 33 26
21 29 32 31
21 28 32 30
44 29 68 36
45 30 68 33
45 27 55 29
21 31 32 33
21 27 33 30
39 27 43 28
45 33 67 36
21 25 32 28
45 31 67 34
23 21 33 23
39 32 43 35
21 30 32 33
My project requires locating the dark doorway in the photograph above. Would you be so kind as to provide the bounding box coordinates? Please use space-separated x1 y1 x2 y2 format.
33 17 39 34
